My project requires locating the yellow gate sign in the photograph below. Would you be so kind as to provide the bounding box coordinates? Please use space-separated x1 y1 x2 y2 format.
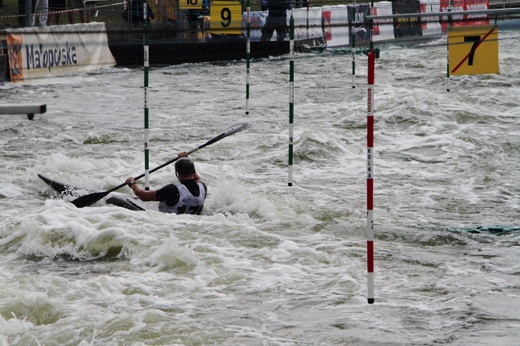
448 25 499 76
210 1 242 35
179 0 203 10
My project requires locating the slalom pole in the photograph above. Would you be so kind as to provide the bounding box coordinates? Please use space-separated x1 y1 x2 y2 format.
306 0 310 39
446 6 452 92
245 0 251 115
366 5 375 305
288 11 295 187
351 4 356 88
446 43 450 92
143 0 150 190
367 49 375 304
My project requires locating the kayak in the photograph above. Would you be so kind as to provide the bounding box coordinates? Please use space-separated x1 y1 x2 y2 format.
38 174 146 211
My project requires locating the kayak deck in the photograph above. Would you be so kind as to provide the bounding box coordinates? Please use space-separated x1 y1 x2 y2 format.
38 174 146 211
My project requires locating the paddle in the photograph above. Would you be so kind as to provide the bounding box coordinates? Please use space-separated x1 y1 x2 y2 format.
71 122 251 208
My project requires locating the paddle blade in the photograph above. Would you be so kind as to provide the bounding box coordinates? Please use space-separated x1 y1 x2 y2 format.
223 121 251 137
71 191 110 208
202 122 251 147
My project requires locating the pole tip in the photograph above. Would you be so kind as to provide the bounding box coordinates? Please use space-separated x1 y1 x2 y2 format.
368 298 375 304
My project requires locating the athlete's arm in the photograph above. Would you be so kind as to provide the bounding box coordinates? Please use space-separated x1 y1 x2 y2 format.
126 178 158 201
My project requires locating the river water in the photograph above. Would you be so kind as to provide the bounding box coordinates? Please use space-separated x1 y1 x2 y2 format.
0 30 519 345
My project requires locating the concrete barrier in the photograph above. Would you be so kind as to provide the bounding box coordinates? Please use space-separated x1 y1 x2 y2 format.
0 103 47 120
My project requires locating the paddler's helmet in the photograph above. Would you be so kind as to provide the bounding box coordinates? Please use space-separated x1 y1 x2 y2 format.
175 158 196 175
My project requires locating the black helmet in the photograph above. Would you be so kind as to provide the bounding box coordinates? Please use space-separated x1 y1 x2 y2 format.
175 158 195 175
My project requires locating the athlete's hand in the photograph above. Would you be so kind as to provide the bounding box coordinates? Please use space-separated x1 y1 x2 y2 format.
178 151 188 158
126 177 136 187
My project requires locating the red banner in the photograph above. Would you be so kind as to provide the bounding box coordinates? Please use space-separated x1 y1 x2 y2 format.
440 0 489 32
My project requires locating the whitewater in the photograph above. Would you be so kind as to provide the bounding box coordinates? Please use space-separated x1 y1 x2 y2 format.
0 30 519 345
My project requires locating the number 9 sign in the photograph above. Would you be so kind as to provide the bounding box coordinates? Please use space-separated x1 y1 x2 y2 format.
210 1 242 35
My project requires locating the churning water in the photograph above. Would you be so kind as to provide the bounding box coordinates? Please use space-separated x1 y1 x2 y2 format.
0 30 519 345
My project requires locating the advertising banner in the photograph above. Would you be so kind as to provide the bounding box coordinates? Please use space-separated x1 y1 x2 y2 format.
348 4 371 45
244 7 324 42
462 0 489 26
392 0 422 38
243 11 268 42
6 23 115 82
420 0 442 36
322 5 350 47
293 7 324 41
440 0 488 31
372 1 395 42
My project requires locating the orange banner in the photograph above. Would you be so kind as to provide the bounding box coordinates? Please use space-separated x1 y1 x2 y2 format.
7 34 24 82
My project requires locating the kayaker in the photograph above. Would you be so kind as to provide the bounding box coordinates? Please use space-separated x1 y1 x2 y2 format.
125 152 207 214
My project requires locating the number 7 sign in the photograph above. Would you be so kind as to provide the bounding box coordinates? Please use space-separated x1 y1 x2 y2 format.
448 25 499 76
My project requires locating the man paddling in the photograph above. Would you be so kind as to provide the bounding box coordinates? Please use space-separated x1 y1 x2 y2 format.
125 152 207 214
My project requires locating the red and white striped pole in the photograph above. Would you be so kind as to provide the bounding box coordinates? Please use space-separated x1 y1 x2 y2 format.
366 48 375 305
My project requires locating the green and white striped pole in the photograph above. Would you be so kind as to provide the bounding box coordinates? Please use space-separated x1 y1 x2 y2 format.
143 0 150 190
288 11 294 186
245 0 251 115
351 5 356 88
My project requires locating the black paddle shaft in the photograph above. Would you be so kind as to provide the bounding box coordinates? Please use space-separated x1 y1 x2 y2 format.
71 122 251 208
